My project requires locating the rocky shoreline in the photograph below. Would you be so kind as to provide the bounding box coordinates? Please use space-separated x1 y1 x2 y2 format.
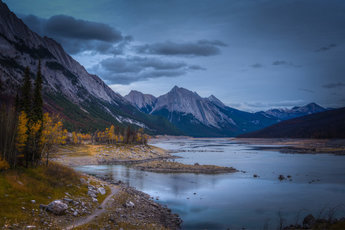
49 143 239 229
82 179 182 229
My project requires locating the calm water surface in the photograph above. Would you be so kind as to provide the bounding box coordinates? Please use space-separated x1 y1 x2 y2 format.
75 139 345 230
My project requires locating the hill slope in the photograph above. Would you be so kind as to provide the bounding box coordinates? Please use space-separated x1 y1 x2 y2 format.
239 107 345 138
0 1 180 134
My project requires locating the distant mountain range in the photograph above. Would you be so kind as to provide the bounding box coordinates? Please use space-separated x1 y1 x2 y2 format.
125 86 327 137
257 103 326 121
239 107 345 139
0 1 180 134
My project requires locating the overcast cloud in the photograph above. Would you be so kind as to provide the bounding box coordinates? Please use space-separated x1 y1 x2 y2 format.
6 0 345 110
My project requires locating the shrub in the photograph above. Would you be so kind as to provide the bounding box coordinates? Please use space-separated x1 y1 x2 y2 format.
0 158 10 171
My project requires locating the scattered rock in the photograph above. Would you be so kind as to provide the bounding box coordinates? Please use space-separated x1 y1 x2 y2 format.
80 178 87 184
92 197 98 203
109 217 116 223
39 204 48 210
88 190 97 198
278 175 286 181
125 201 135 208
31 200 36 204
98 187 106 195
73 211 78 217
63 198 73 203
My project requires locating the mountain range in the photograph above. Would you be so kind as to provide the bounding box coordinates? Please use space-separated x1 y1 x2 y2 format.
125 87 326 137
0 1 180 134
239 107 345 139
0 1 333 137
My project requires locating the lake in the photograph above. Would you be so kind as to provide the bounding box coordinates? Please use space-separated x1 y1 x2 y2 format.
75 138 345 229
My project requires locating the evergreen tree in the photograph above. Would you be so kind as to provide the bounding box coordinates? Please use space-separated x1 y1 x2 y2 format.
20 67 32 117
32 61 43 122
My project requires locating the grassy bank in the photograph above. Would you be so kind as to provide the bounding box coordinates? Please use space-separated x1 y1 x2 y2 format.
0 163 108 228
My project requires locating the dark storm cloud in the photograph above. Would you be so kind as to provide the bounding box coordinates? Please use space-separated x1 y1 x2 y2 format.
21 14 124 54
272 61 287 66
251 63 263 68
188 65 206 70
322 82 345 89
95 56 204 84
136 40 227 57
272 60 301 68
45 15 122 42
316 44 337 52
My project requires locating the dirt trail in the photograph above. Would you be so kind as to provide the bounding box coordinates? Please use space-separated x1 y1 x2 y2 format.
64 185 119 230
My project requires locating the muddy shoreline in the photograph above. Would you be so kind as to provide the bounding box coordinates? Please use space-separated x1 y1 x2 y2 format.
235 138 345 155
133 160 237 174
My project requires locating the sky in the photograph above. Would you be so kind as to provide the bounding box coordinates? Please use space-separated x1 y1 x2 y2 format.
4 0 345 111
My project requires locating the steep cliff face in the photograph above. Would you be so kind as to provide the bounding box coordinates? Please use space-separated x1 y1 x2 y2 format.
124 90 157 113
0 1 180 134
152 86 236 129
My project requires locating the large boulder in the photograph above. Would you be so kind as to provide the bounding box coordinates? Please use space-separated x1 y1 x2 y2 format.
98 187 106 195
46 200 68 215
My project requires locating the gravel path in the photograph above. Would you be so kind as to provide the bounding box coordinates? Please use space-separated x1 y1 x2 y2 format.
65 185 119 230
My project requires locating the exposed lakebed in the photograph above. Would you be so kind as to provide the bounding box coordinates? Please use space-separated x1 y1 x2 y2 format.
75 138 345 229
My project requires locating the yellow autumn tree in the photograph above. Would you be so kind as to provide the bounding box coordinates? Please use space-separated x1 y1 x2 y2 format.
108 125 116 144
40 113 67 165
72 132 78 144
28 120 42 164
16 111 28 153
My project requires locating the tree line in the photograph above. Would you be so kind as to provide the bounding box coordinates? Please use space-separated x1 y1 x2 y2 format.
0 62 66 169
69 126 149 145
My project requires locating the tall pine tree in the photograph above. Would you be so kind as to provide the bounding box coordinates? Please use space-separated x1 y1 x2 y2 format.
20 67 32 117
32 60 43 122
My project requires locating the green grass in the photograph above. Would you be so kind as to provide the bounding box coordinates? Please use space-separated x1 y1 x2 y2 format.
0 163 88 226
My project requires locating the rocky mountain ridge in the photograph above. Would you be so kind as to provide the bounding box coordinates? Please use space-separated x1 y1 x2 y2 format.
0 1 179 134
125 86 326 137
